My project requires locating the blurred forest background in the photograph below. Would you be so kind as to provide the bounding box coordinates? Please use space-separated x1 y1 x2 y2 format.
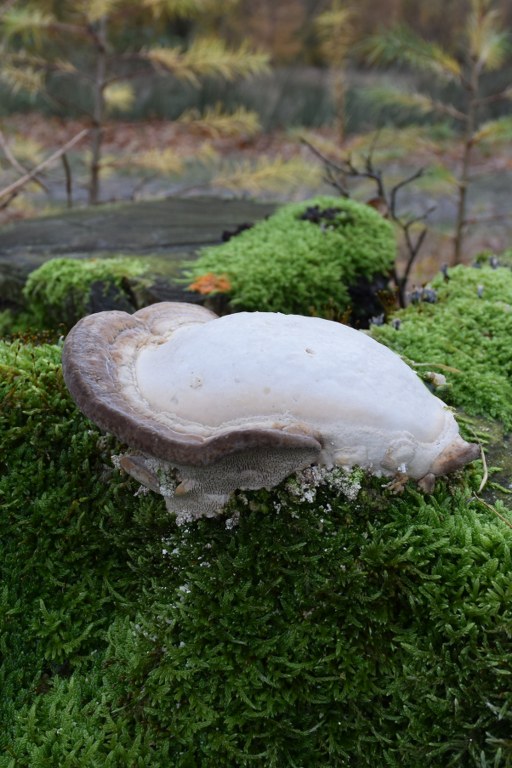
1 0 511 275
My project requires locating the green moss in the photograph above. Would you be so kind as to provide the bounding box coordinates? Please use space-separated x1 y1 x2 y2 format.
0 308 32 337
1 327 512 767
0 340 167 749
371 264 512 430
22 256 148 331
186 196 396 320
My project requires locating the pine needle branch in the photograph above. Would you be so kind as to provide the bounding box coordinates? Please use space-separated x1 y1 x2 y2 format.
365 25 462 82
178 105 261 139
145 38 269 86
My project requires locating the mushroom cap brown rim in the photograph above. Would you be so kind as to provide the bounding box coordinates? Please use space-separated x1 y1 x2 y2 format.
62 302 323 467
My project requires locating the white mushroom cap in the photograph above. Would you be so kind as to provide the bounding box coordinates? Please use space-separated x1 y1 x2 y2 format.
135 311 446 441
62 303 322 467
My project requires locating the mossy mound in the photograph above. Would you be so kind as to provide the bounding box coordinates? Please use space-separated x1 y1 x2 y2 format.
21 256 149 332
1 264 512 766
186 196 396 324
371 263 512 430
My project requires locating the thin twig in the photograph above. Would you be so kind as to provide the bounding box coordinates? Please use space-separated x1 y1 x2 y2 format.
0 128 89 202
409 361 463 373
465 211 512 225
367 129 382 158
478 443 488 494
0 128 50 195
401 226 427 286
300 138 346 174
428 99 466 122
390 168 425 215
61 153 73 208
401 204 437 230
323 167 349 197
476 89 512 106
475 496 512 530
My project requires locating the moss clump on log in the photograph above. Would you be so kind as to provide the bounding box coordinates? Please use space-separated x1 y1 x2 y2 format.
21 256 149 331
371 263 512 429
187 196 396 324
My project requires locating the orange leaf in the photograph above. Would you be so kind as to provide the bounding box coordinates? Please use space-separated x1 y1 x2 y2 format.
188 272 232 295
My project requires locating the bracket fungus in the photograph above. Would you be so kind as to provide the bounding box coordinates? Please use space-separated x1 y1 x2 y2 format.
62 302 480 523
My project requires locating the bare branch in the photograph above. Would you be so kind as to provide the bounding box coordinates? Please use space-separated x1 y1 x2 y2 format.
389 169 426 216
368 129 382 158
300 138 346 175
402 204 437 230
61 153 73 209
402 226 427 283
303 138 435 307
476 89 512 106
428 99 466 121
361 153 385 197
323 166 350 197
465 211 512 225
396 204 436 289
0 128 89 202
42 88 92 119
0 128 50 196
475 496 512 531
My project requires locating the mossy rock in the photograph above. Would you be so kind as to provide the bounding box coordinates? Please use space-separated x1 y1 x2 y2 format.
1 263 512 766
186 196 396 325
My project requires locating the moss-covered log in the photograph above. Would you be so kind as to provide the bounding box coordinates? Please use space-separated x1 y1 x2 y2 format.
0 196 277 314
1 263 511 766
